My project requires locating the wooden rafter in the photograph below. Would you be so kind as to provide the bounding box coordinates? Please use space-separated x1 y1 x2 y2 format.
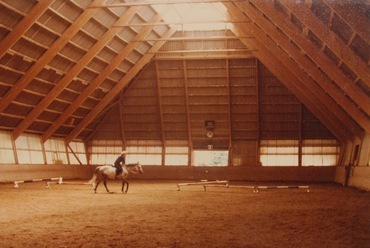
0 0 51 58
249 0 370 116
232 1 367 135
12 6 140 140
226 2 352 142
280 0 369 86
0 0 103 114
42 11 170 142
64 28 177 143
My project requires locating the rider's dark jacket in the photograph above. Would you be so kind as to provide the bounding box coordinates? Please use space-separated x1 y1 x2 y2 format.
114 155 125 175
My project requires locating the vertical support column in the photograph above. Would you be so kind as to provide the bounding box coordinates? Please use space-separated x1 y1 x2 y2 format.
298 103 303 166
41 136 47 165
64 140 71 165
226 59 233 166
155 60 166 166
11 133 19 164
183 60 193 166
256 59 261 166
119 88 128 152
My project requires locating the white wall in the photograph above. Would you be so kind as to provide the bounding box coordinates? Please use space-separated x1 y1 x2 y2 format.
335 134 370 190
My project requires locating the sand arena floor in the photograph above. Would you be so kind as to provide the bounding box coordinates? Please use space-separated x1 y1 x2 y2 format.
0 180 369 248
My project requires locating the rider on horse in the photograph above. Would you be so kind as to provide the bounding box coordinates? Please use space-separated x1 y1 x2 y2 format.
114 150 126 176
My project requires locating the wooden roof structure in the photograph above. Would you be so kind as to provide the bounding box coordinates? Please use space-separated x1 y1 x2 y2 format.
0 0 369 145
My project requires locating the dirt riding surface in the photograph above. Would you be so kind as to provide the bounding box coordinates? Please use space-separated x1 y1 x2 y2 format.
0 181 369 248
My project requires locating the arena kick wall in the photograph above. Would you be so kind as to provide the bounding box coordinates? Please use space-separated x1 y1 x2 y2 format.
0 164 335 183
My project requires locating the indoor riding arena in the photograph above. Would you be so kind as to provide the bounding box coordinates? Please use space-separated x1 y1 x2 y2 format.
0 1 369 247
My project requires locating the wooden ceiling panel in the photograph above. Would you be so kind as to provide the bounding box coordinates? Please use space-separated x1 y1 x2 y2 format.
24 24 59 47
4 102 33 116
37 9 71 34
50 0 83 21
350 34 369 63
59 42 87 61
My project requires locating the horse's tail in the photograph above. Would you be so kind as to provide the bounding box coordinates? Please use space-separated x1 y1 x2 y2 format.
88 166 100 184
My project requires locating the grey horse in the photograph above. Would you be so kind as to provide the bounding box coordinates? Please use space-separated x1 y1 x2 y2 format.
89 162 143 193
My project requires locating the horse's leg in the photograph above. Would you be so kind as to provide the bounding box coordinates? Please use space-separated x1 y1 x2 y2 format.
94 181 100 193
121 179 126 193
124 180 129 193
103 179 110 193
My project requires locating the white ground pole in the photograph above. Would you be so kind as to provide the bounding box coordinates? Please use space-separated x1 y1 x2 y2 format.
255 185 310 193
204 184 258 193
46 178 93 189
204 184 310 193
14 177 62 189
176 180 229 191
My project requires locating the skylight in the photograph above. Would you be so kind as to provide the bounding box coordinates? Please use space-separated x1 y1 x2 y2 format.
152 1 231 31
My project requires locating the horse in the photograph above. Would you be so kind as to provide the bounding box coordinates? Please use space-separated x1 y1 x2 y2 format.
88 162 143 194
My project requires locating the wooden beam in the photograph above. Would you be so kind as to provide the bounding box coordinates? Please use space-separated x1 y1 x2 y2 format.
0 0 103 114
64 28 177 143
233 1 367 135
226 2 351 142
42 11 169 142
0 0 51 58
12 6 140 140
249 0 370 116
280 0 369 86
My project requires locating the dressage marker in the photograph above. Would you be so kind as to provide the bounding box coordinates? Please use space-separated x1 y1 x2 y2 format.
46 178 93 189
14 177 62 188
176 180 229 191
203 184 310 193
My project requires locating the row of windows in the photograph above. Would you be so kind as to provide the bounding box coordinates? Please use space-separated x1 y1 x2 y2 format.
0 131 339 166
0 132 86 165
